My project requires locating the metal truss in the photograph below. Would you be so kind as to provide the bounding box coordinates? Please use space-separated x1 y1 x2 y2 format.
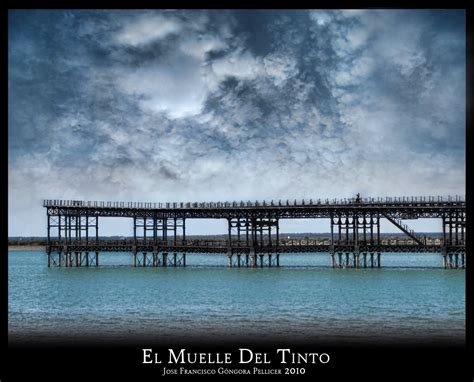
44 196 466 269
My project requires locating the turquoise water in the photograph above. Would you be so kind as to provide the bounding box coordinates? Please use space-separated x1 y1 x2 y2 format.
8 251 465 345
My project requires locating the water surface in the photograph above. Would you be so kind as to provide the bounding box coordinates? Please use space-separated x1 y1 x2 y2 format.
8 251 465 346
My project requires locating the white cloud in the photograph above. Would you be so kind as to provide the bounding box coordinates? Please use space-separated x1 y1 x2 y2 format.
308 10 334 26
115 14 182 47
332 54 374 86
374 37 426 77
369 15 428 77
346 25 370 50
179 35 227 59
211 49 265 81
112 13 266 119
115 52 217 119
263 53 298 86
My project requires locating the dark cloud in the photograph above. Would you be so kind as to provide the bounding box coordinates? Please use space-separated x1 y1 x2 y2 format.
8 9 465 235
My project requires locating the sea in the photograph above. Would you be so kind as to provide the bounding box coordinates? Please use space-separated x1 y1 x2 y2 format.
8 251 465 346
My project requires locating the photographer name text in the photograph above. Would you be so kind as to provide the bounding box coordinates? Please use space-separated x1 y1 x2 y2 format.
142 348 330 376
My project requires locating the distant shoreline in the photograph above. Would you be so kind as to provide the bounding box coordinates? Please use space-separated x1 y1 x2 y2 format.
8 245 45 251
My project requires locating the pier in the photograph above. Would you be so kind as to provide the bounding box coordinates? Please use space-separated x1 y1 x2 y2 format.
43 195 466 269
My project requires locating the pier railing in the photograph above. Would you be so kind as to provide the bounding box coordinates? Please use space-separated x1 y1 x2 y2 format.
43 195 466 210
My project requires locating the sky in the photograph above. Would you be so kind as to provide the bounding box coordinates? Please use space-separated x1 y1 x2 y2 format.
8 9 466 236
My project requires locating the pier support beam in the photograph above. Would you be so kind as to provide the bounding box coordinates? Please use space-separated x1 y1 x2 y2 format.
250 249 257 268
95 252 99 267
227 249 233 268
353 244 359 269
153 248 158 267
162 252 168 267
441 246 448 269
227 248 233 268
276 253 280 267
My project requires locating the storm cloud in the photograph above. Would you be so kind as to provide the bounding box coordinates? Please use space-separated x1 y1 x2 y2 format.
8 9 465 235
